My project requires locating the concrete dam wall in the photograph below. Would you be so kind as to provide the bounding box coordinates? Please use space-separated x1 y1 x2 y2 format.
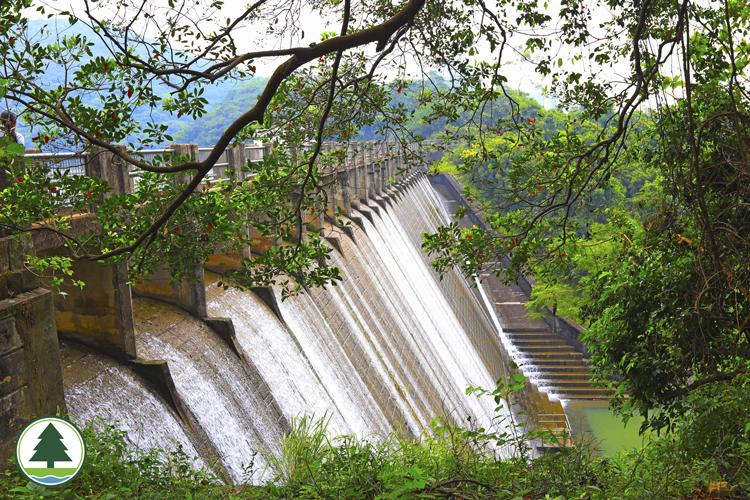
3 137 578 477
57 173 527 482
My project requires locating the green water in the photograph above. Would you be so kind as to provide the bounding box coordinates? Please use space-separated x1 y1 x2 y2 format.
562 400 651 457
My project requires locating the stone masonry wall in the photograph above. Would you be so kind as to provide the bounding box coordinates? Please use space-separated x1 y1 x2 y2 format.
0 234 65 468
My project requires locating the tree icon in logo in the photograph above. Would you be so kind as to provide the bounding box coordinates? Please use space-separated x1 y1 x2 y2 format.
30 423 71 468
16 416 86 487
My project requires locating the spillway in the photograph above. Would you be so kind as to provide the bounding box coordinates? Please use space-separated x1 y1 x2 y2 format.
60 342 205 469
61 173 520 482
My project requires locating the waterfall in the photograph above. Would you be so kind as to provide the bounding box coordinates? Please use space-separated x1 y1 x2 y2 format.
62 174 517 481
132 298 286 483
353 203 506 427
204 280 356 436
60 342 205 469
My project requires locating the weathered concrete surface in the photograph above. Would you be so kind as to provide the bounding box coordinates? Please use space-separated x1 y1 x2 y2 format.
205 250 245 274
0 235 65 469
38 248 136 361
132 265 207 319
88 145 131 197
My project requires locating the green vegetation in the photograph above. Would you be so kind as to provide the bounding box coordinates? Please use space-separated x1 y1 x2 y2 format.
2 374 748 499
419 0 750 440
2 0 750 494
11 20 242 147
175 79 270 146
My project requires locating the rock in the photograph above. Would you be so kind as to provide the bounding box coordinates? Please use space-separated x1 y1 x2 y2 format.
708 481 729 498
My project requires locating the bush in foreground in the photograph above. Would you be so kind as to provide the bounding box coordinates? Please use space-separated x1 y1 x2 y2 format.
2 377 748 499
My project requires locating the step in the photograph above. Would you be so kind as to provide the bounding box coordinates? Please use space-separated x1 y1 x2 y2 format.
524 365 592 373
521 353 583 362
537 381 611 389
538 415 567 423
520 349 582 356
517 346 578 354
532 373 594 381
503 327 549 333
544 388 614 397
507 333 560 341
513 339 572 347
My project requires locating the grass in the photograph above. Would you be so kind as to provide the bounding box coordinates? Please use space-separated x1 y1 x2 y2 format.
2 378 748 499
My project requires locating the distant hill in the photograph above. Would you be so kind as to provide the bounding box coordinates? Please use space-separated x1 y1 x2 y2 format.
11 21 547 148
175 79 270 146
13 19 259 148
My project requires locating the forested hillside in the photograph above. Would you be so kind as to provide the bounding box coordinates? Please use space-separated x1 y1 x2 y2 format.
14 20 250 148
175 72 549 145
174 79 270 145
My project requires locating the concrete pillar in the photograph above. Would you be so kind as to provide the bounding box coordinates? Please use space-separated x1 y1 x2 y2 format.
41 249 137 360
373 142 384 196
348 143 359 210
169 143 199 186
383 141 391 183
399 142 406 180
66 145 138 360
337 169 351 217
366 142 377 200
321 171 335 220
353 142 365 205
88 145 131 197
388 141 401 182
379 145 388 194
290 196 305 244
226 142 247 185
321 142 342 221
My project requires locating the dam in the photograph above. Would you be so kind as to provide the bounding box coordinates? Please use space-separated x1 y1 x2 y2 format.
0 141 602 480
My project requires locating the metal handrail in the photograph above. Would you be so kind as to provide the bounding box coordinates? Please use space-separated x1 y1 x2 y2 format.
24 141 415 182
25 152 89 177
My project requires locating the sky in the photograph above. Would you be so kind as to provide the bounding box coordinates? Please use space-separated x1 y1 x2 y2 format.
18 0 678 120
22 0 553 92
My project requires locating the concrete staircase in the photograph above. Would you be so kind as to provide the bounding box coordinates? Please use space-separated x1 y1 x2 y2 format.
476 271 616 447
506 330 614 399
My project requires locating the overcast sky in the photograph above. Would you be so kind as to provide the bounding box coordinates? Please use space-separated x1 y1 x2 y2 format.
21 0 672 109
22 0 554 91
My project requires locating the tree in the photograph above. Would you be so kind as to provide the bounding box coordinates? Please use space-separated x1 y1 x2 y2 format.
421 0 750 429
30 423 71 469
0 0 619 295
2 0 747 426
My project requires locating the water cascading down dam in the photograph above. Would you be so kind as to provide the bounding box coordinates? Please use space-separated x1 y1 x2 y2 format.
5 142 570 481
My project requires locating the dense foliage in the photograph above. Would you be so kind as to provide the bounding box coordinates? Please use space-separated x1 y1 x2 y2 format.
420 0 750 432
1 375 748 498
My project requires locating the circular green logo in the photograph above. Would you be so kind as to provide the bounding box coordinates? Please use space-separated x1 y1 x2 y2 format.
15 417 87 487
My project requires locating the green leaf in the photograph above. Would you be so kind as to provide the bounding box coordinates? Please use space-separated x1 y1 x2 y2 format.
7 142 25 155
